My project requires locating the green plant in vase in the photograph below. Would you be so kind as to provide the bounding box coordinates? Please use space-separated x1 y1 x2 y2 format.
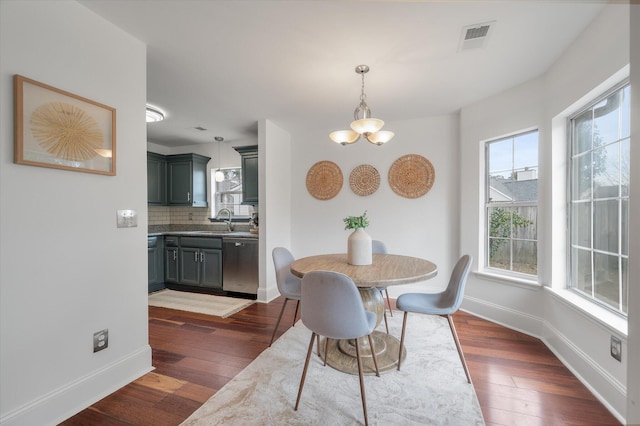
343 211 369 230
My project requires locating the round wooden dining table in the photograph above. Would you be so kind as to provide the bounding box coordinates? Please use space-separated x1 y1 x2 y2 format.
290 253 437 374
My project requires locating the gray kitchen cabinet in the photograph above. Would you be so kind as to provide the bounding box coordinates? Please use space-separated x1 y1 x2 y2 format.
233 145 258 205
178 237 222 289
164 237 179 284
147 152 167 205
148 236 165 292
166 153 211 206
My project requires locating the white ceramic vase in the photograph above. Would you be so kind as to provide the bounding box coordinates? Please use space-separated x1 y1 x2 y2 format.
347 227 372 266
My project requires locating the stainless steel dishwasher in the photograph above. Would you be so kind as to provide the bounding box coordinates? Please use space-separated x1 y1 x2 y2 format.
222 238 258 295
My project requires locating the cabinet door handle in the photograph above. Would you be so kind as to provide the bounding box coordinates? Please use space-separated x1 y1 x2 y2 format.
194 252 198 262
173 250 177 261
200 252 204 262
187 191 191 201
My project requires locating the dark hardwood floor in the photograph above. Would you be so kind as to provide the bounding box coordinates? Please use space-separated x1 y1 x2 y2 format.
62 297 620 425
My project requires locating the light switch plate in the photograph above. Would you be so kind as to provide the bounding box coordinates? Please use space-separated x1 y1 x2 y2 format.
116 209 137 228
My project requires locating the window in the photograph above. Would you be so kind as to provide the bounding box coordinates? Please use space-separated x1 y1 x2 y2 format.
211 168 251 218
569 82 630 315
485 130 538 276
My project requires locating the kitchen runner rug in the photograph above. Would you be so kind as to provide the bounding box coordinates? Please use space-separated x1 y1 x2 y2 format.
181 313 485 426
148 289 254 318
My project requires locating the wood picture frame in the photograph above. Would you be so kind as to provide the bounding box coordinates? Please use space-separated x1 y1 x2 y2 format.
14 75 116 176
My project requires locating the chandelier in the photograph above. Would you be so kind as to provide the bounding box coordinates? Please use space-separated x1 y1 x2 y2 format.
329 65 394 146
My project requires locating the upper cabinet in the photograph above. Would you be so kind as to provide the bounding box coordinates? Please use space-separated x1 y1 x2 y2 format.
147 152 211 207
167 153 211 206
147 152 167 205
234 145 258 205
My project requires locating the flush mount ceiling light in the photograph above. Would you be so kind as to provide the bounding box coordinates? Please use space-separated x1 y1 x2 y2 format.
329 65 394 146
214 136 225 182
145 104 165 123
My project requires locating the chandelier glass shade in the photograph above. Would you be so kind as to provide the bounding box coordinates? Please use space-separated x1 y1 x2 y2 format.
330 65 394 146
145 104 165 123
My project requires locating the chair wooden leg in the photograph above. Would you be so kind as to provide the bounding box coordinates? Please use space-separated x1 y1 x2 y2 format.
446 314 472 384
295 332 316 411
323 337 329 366
382 309 389 334
355 338 369 426
293 300 300 326
385 288 393 317
367 334 380 377
269 298 290 347
397 311 408 370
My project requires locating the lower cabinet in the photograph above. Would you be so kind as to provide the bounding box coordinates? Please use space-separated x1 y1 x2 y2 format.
153 235 224 292
164 238 179 284
179 246 222 288
148 236 165 292
176 237 223 290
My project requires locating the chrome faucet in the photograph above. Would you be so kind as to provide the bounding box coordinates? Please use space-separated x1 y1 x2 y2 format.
216 208 233 231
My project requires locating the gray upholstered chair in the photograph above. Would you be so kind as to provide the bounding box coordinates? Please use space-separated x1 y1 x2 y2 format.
372 240 392 334
396 255 473 384
269 247 302 347
295 270 380 426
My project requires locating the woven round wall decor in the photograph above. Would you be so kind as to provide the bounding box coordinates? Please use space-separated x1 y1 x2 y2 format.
349 164 380 196
306 160 343 200
388 154 435 199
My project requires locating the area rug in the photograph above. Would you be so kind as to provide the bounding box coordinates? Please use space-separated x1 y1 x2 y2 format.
181 312 485 425
148 289 254 318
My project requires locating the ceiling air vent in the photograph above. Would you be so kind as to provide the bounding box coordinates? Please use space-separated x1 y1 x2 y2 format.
458 21 495 52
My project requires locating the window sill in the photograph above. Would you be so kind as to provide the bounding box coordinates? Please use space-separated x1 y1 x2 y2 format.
473 270 541 290
545 287 627 336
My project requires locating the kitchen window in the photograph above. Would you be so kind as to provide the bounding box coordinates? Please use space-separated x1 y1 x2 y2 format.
212 168 251 218
485 130 539 277
568 82 630 316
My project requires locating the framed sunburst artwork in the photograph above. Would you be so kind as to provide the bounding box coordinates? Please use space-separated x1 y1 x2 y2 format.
14 75 116 175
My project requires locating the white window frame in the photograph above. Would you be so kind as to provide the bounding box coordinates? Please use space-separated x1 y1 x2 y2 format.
483 129 539 281
567 80 630 317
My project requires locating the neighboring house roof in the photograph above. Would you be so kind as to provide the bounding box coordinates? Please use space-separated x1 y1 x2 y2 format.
489 176 538 202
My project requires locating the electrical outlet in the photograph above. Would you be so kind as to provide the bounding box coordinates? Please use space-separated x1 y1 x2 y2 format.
93 329 109 353
610 335 622 362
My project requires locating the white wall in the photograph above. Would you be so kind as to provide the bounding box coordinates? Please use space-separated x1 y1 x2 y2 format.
626 4 640 424
459 4 630 422
0 2 151 424
289 115 460 297
260 120 293 302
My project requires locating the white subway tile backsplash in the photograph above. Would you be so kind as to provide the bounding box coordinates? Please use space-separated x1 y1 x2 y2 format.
148 205 213 226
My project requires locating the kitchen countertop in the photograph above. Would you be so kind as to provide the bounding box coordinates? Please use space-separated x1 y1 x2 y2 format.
149 230 258 239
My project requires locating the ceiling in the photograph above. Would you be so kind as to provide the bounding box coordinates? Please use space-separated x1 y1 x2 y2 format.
79 0 606 148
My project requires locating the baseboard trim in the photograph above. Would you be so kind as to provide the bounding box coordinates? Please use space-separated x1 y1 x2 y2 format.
1 345 153 426
541 321 626 424
462 296 626 424
462 295 544 338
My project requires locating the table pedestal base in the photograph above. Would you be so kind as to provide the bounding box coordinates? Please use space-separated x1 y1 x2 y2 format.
320 331 406 375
